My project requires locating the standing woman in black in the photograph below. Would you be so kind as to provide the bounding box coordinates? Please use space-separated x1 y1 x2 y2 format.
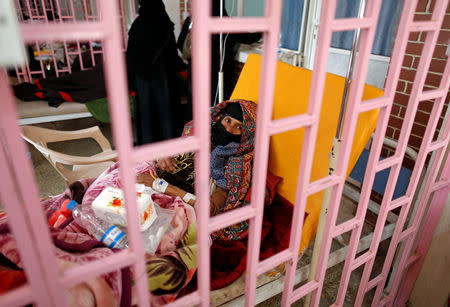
126 0 185 145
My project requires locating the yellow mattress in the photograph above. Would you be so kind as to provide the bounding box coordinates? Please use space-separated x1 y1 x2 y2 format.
231 54 383 252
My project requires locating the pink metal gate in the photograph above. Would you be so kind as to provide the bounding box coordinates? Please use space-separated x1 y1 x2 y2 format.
0 0 449 306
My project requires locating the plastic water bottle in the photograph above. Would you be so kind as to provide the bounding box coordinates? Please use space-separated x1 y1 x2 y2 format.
48 199 78 228
72 205 129 249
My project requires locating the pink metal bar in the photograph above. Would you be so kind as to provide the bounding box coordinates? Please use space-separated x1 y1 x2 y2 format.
190 0 213 305
331 17 375 31
305 175 344 196
365 7 449 305
427 138 449 153
281 1 337 305
0 284 33 307
351 250 375 271
244 2 286 305
375 156 402 172
268 114 317 135
208 16 269 33
389 195 409 211
291 280 320 305
97 1 150 306
367 275 384 291
332 218 360 238
359 96 391 112
0 70 69 306
208 206 256 233
333 0 420 302
16 0 25 21
430 178 449 192
410 20 442 32
419 88 447 101
379 133 449 305
394 156 449 306
131 136 200 164
256 250 294 276
60 250 136 287
312 0 385 304
164 291 201 307
20 22 107 42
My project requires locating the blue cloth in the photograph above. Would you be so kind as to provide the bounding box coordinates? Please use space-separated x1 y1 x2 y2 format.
331 0 404 57
210 142 239 189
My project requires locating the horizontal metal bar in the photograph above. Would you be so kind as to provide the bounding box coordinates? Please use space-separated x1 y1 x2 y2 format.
331 17 374 31
164 291 201 307
367 274 384 291
379 294 394 306
428 139 448 153
419 89 447 101
399 227 415 242
61 249 136 287
256 249 294 276
389 195 410 211
405 254 421 269
351 250 375 271
132 136 200 164
359 96 390 112
342 184 399 223
431 179 449 192
208 17 269 33
333 218 360 237
409 21 442 32
306 175 343 196
269 114 317 135
208 205 256 233
21 22 107 43
375 156 402 172
216 223 396 306
290 280 319 304
0 284 33 307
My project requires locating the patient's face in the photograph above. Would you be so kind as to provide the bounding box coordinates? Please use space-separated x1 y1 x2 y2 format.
221 116 243 135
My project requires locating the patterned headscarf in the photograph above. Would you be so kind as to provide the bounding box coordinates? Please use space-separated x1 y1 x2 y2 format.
182 99 257 240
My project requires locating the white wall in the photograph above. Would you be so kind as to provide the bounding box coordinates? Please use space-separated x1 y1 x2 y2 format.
163 0 181 39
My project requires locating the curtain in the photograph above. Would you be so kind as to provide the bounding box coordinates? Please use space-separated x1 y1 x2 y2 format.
331 0 404 57
280 0 305 50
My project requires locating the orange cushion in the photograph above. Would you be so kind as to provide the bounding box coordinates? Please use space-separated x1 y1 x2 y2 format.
231 54 383 251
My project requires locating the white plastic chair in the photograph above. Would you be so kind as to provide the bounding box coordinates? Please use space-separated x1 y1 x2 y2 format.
21 125 117 185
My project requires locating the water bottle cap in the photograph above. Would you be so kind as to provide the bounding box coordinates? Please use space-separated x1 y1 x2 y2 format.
66 200 78 211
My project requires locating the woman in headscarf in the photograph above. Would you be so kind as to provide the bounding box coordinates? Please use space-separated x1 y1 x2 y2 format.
126 0 186 144
137 99 257 240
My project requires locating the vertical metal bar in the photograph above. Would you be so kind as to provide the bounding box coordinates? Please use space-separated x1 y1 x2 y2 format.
98 0 149 306
244 0 283 305
310 0 383 305
394 146 450 306
305 1 367 305
355 1 447 304
281 0 337 304
333 0 417 304
0 70 69 307
191 0 212 305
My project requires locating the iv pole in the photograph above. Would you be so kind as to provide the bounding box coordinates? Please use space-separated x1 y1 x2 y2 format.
218 0 224 105
304 0 366 305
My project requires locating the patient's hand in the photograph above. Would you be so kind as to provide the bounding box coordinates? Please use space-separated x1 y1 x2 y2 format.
156 157 177 173
136 173 155 187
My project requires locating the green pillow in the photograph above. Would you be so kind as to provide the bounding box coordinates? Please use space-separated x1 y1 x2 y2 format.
85 95 134 123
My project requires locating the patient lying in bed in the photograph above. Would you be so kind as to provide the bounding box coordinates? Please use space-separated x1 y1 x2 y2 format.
137 99 259 241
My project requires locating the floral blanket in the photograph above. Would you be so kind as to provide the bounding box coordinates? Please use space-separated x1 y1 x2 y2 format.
0 161 197 306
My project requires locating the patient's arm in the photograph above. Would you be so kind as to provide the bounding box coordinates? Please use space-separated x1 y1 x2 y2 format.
136 173 228 216
136 173 195 206
156 157 177 173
